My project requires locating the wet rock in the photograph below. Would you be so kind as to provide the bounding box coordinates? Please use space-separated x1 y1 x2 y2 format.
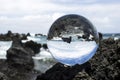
42 44 48 50
6 39 34 70
24 40 41 54
104 37 115 44
0 31 28 41
99 32 103 40
36 62 91 80
0 72 8 80
73 70 92 80
35 34 43 37
20 34 27 40
26 33 31 36
62 37 72 43
0 59 40 80
6 30 12 37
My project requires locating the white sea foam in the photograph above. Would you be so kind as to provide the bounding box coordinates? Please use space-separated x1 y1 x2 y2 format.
33 48 56 73
0 41 12 59
22 35 47 44
33 48 52 60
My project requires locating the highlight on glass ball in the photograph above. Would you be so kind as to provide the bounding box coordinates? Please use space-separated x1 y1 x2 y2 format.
47 14 99 66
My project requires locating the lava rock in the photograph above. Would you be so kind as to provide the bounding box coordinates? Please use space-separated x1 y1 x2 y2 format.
35 34 43 36
104 37 115 44
62 37 72 43
36 62 91 80
0 72 8 80
26 33 31 36
6 30 13 37
99 32 103 40
0 59 40 80
42 44 48 50
6 39 34 70
24 40 41 54
0 31 28 41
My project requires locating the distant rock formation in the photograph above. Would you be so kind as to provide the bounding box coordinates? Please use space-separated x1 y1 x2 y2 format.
35 34 46 37
42 44 48 50
26 33 31 36
0 30 28 41
99 32 103 40
62 37 72 43
24 40 41 54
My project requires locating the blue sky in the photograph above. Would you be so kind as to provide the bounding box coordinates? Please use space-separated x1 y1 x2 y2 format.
0 0 120 34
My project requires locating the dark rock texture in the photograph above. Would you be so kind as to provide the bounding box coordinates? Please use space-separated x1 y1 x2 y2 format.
0 30 28 41
42 44 48 50
24 40 41 54
36 38 120 80
36 63 91 80
0 72 8 80
98 32 103 40
6 39 34 70
62 37 72 43
27 33 31 36
0 59 40 80
0 39 41 80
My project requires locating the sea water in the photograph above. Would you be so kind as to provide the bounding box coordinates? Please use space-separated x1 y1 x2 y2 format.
0 41 12 59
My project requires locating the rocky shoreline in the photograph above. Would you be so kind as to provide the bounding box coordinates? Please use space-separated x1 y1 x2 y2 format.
36 38 120 80
0 34 120 80
0 31 30 41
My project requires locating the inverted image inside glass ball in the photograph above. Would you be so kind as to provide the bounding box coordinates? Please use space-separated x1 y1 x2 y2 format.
47 14 99 66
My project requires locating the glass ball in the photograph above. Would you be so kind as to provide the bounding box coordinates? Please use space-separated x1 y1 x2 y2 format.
47 14 99 66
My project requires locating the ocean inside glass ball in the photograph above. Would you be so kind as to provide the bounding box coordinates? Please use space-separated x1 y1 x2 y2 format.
47 14 99 66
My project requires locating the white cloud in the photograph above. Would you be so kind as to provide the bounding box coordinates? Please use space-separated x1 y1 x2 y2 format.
0 16 8 20
0 0 120 34
52 13 65 21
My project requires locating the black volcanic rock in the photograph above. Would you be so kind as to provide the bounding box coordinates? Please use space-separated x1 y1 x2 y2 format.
0 31 28 41
24 40 41 54
62 37 72 43
0 39 41 80
42 44 48 50
0 72 8 80
35 34 43 36
6 39 34 70
26 33 31 36
0 59 40 80
103 37 115 44
36 63 91 80
6 30 12 37
99 32 103 40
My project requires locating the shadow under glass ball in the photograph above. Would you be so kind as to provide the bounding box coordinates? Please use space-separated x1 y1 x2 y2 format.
47 14 99 66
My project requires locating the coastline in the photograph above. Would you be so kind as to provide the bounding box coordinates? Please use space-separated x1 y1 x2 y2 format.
0 31 120 80
0 38 119 80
